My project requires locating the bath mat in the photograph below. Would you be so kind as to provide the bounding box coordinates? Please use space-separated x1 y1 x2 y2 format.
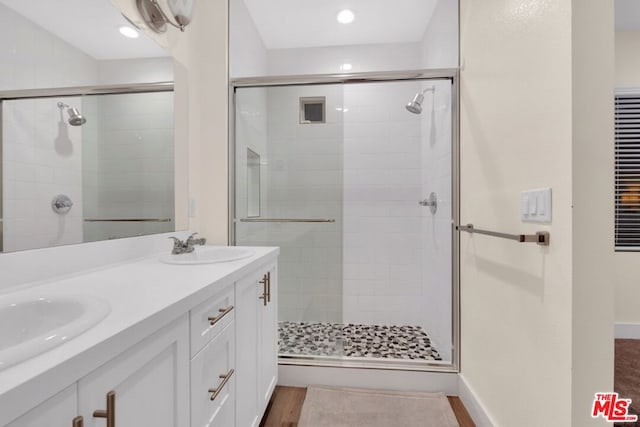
298 385 460 427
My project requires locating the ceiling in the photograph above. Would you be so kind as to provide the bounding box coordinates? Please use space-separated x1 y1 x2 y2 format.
243 0 439 50
616 0 640 31
0 0 168 60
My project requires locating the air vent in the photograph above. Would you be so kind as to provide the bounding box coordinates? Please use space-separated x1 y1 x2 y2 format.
299 97 325 124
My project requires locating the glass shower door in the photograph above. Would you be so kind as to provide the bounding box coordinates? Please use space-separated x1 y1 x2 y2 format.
234 84 345 357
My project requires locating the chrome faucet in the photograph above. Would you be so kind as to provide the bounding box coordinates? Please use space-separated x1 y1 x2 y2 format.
169 233 207 255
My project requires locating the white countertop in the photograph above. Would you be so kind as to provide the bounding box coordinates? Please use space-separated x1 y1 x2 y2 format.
0 245 279 425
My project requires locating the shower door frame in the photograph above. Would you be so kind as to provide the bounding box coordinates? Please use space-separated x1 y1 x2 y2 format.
228 69 460 373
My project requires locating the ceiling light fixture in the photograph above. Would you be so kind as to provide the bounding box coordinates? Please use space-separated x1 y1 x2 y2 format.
118 26 140 38
136 0 195 33
340 63 353 71
337 9 355 24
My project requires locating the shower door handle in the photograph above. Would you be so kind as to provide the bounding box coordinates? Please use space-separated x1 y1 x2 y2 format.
239 218 336 223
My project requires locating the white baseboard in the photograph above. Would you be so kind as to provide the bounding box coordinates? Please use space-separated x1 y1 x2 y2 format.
457 374 497 427
278 365 458 395
615 322 640 339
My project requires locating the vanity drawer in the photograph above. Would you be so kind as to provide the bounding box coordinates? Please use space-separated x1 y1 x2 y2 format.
190 286 235 356
191 323 235 427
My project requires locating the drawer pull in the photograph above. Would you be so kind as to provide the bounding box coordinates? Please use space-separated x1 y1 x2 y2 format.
93 390 115 427
208 369 235 401
208 305 234 326
72 416 84 427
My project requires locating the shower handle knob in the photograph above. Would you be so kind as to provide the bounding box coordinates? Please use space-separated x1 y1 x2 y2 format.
52 194 74 214
419 192 438 214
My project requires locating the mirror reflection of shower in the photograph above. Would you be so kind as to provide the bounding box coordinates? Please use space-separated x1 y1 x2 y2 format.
57 101 87 126
406 85 435 114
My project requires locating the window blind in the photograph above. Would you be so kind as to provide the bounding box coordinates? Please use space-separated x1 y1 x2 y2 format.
615 93 640 250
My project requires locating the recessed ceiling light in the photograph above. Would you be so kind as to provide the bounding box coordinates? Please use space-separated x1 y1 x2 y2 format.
119 26 140 39
340 63 353 71
337 9 355 24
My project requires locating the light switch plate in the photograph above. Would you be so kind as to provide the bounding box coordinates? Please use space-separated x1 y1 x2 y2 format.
521 188 552 223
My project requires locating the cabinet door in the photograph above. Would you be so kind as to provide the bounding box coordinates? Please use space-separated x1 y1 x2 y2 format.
6 384 77 427
78 315 189 427
258 264 278 412
235 270 261 427
191 322 235 427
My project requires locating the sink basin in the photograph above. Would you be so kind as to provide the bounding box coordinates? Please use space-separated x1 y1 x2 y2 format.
0 294 110 371
159 246 255 265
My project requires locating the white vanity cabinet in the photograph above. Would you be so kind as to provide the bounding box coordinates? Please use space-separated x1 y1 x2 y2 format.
6 385 78 427
4 315 190 427
235 263 278 427
0 250 279 427
190 287 236 427
77 314 190 427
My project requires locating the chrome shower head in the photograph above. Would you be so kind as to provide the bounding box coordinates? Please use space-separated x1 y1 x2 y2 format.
405 86 435 115
67 108 86 126
57 102 87 126
406 93 424 114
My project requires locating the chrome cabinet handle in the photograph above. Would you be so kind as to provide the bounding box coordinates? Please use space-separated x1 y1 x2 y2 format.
72 416 84 427
93 390 115 427
266 271 271 303
259 274 268 306
208 369 234 401
208 305 234 326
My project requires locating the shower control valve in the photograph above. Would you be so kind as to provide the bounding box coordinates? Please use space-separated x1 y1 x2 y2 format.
51 194 74 214
419 192 438 215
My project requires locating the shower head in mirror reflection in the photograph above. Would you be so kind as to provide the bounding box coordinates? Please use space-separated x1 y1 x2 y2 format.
57 102 86 126
406 85 435 115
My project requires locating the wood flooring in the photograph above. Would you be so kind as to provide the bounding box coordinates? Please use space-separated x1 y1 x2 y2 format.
615 339 640 427
260 386 476 427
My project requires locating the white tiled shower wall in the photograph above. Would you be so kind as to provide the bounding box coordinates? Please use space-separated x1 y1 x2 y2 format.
264 86 344 323
83 92 175 242
342 81 424 328
2 98 85 252
234 87 269 246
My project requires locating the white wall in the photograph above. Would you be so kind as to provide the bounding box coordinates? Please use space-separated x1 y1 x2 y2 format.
230 0 268 78
0 4 97 91
459 0 613 425
267 43 422 76
614 31 640 325
97 57 174 85
420 0 459 68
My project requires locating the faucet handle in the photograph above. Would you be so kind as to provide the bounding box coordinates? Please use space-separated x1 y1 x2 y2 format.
168 236 182 247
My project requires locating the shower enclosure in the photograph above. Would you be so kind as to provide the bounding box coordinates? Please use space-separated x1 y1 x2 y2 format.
230 70 459 370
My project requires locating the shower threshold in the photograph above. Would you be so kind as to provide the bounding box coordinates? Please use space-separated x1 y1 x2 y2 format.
278 321 442 362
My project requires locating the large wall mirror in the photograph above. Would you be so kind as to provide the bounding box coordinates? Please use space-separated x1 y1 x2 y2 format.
0 0 188 252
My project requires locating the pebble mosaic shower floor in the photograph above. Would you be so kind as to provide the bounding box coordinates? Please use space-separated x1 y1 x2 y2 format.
278 321 442 361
